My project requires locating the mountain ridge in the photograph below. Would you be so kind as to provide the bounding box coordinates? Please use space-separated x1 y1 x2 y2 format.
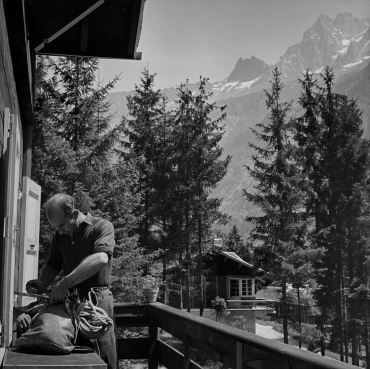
107 12 370 237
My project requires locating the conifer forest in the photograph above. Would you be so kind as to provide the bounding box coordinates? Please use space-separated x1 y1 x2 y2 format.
33 56 370 366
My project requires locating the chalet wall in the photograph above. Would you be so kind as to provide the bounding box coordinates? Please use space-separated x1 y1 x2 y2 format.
0 0 25 333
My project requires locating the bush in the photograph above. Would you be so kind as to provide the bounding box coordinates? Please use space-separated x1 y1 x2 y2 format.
211 296 228 322
272 321 322 347
307 340 316 352
299 324 322 345
232 316 248 331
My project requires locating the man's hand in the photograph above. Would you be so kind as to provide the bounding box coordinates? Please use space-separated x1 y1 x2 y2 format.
50 278 69 304
26 279 46 294
16 313 31 332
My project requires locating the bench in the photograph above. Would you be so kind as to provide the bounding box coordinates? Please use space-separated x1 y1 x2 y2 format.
3 348 107 369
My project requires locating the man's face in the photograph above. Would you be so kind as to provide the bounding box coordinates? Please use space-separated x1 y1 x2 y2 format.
47 206 78 235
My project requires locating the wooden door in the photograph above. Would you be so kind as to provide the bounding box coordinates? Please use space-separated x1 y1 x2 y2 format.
18 177 41 306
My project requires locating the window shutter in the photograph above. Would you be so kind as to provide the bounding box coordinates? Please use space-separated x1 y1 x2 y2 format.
18 177 41 306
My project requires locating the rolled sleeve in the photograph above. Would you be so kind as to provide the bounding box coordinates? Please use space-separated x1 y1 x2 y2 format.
92 220 115 259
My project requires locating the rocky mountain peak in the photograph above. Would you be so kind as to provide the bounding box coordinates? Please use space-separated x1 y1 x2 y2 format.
278 13 370 79
303 14 336 42
334 12 368 38
226 56 270 83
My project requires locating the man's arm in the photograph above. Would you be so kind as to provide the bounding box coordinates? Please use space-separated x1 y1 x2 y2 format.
26 264 59 294
50 252 109 303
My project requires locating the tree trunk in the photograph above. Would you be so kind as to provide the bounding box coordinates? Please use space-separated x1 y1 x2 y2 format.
162 219 167 285
339 257 344 362
297 287 302 349
145 187 149 249
185 195 191 312
198 215 204 311
282 275 289 344
365 298 370 369
348 226 359 366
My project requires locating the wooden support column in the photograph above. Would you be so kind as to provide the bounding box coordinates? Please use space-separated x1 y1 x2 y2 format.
22 122 33 178
236 342 243 369
183 334 191 369
80 17 89 53
148 315 158 369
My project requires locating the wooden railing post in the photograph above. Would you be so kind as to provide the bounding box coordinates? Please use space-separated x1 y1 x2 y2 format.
148 316 158 369
236 342 243 369
184 334 191 369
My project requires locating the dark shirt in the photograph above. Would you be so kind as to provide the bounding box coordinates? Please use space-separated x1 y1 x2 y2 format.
45 213 115 289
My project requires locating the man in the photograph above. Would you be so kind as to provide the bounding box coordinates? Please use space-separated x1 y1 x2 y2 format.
26 193 117 369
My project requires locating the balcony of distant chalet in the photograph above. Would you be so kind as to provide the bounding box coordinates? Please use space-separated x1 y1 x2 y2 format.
114 302 354 369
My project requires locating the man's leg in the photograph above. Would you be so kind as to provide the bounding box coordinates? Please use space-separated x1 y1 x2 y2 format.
95 289 117 369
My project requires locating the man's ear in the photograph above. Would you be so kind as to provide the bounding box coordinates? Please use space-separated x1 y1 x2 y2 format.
71 210 79 220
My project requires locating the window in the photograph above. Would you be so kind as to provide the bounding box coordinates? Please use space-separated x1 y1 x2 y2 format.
229 278 255 299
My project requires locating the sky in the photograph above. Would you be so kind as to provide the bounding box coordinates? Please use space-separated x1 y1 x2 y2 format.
98 0 370 93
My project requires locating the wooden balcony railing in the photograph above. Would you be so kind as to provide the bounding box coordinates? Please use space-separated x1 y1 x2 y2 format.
114 302 355 369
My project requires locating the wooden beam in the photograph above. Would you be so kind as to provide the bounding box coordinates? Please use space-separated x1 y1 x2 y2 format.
157 340 203 369
184 334 191 369
115 315 148 327
236 342 243 369
3 348 106 367
80 16 89 53
134 51 142 60
23 119 32 178
127 0 144 57
148 318 158 369
0 348 5 366
3 0 35 132
114 302 149 315
35 0 104 53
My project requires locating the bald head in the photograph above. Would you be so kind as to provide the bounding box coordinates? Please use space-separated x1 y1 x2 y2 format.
45 194 75 218
45 194 80 235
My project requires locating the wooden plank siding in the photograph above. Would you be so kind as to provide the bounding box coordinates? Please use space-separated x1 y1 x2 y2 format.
0 0 25 345
0 2 21 118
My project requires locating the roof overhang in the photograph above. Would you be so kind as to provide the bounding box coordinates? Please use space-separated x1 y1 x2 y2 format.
221 251 265 274
29 0 145 59
3 0 146 129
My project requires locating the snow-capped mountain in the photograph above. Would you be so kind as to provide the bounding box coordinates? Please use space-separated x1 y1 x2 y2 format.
209 56 271 101
107 12 370 237
209 12 370 100
111 13 370 116
277 12 370 79
108 12 370 124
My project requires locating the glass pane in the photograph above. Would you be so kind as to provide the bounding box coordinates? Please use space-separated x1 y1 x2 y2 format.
247 280 253 295
230 279 239 297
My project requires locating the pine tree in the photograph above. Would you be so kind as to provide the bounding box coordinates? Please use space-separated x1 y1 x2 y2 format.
122 69 170 265
32 56 144 300
315 69 370 360
293 70 324 229
245 68 307 343
226 225 243 252
172 78 230 311
293 67 370 360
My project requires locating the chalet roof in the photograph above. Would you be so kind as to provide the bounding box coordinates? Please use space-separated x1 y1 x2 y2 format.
163 250 264 275
221 251 264 273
